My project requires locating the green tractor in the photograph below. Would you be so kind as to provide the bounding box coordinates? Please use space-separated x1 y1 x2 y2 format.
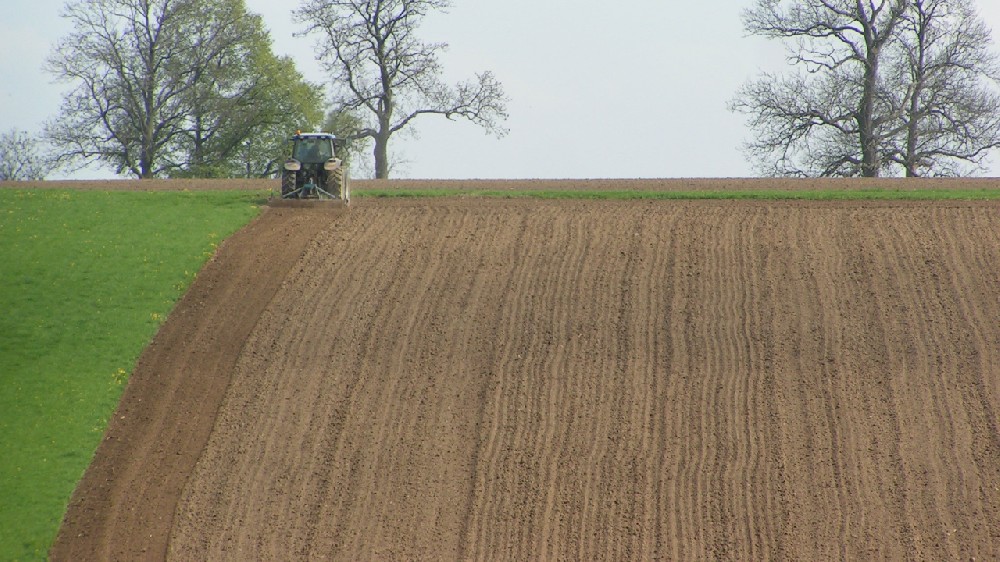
279 132 350 205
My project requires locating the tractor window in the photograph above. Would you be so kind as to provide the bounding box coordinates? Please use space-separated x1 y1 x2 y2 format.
294 138 333 162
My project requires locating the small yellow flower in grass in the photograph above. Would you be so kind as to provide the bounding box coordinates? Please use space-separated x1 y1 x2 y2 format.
150 312 163 322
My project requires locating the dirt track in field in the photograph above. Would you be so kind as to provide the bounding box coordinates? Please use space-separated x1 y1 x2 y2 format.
52 190 1000 560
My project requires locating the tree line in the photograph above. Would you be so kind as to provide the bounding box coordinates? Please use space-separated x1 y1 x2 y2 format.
3 0 1000 180
2 0 506 180
44 0 323 179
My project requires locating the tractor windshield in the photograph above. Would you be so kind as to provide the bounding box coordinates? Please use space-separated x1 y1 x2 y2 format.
294 138 333 163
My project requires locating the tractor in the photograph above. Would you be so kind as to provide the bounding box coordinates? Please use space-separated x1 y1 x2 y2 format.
278 132 350 205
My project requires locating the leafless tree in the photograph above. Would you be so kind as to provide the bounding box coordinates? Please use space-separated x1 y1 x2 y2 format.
886 0 1000 176
0 129 48 181
731 0 908 177
296 0 509 179
731 0 1000 177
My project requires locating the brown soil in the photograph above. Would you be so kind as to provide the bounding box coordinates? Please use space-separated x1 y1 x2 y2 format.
51 191 1000 560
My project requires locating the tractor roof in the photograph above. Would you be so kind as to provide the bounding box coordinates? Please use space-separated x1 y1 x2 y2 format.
291 132 337 141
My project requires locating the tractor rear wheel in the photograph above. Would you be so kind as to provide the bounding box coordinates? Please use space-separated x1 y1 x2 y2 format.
281 171 296 197
326 166 345 200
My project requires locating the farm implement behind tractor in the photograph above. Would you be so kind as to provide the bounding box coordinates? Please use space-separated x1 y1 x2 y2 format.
270 132 350 208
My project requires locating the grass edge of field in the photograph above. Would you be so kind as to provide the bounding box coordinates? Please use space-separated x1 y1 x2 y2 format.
0 189 262 561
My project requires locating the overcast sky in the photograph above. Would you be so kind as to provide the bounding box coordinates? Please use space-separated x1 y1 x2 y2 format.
3 1 1000 179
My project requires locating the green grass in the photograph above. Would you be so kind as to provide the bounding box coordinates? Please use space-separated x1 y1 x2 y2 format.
356 188 1000 200
0 189 261 561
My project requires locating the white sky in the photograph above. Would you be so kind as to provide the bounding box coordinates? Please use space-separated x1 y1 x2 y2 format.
3 0 1000 179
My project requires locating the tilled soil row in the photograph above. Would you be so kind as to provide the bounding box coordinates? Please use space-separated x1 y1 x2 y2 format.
54 197 1000 560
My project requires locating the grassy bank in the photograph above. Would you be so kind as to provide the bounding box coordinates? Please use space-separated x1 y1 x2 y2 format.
0 189 261 560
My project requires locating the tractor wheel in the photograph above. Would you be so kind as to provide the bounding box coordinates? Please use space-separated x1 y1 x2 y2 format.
281 171 296 198
326 166 345 200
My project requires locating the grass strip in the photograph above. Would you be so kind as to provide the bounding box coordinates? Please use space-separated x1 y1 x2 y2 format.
0 189 261 561
355 188 1000 201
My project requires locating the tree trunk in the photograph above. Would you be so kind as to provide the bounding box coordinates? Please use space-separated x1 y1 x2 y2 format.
904 8 929 178
374 109 392 179
858 3 906 178
192 112 205 172
140 140 153 179
905 82 924 177
140 136 154 178
859 49 881 177
374 134 389 179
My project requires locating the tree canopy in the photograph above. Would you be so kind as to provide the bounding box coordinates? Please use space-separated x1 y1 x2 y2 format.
46 0 322 179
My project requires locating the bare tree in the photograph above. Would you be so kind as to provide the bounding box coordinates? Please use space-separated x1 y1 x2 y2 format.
732 0 1000 177
731 0 908 177
0 129 48 181
886 0 1000 176
295 0 508 179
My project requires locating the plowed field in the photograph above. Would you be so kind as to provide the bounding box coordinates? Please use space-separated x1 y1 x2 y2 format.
51 195 1000 560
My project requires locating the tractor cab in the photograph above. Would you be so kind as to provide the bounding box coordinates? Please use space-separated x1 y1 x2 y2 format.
292 134 335 164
